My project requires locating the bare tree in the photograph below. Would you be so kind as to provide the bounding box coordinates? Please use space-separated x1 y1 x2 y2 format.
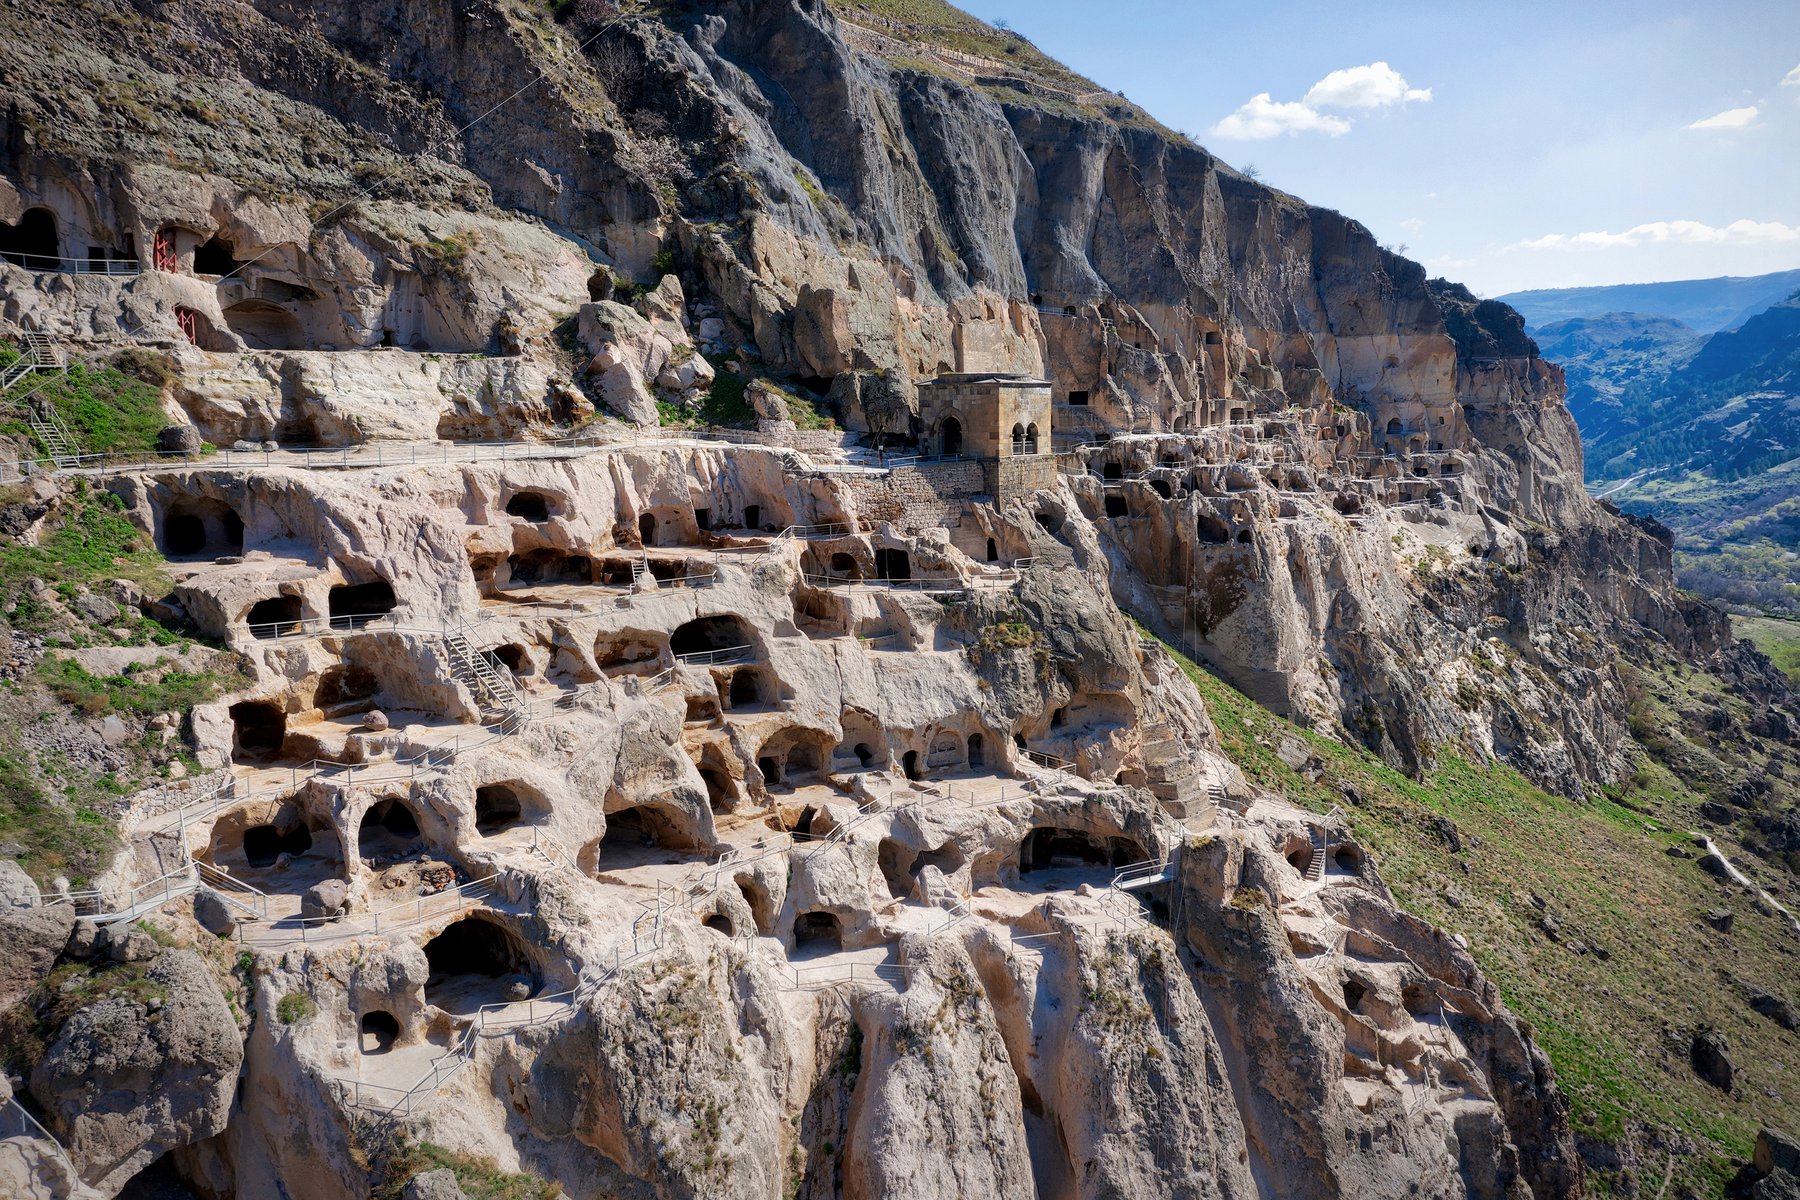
1241 163 1262 180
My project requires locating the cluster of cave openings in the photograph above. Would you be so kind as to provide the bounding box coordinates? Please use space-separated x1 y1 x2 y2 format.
360 1010 400 1054
328 580 397 628
878 839 967 901
160 498 244 559
757 736 824 789
475 782 541 837
246 594 303 638
423 916 532 1011
504 491 553 522
358 797 422 858
671 615 753 659
1018 828 1146 874
229 701 287 762
0 207 57 267
792 910 842 955
873 548 910 582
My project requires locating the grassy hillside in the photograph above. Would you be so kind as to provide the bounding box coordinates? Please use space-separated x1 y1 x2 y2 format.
1151 630 1800 1197
1737 616 1800 689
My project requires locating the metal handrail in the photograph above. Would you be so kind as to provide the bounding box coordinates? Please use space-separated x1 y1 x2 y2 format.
673 644 752 667
1 253 142 274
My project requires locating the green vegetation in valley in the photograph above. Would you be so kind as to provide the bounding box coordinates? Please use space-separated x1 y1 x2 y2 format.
1151 628 1798 1196
1735 615 1800 688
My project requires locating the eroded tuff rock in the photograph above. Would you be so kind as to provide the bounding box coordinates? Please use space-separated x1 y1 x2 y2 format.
29 949 243 1196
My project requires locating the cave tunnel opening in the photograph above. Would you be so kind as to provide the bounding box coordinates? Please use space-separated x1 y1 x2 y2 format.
793 910 842 955
874 548 911 581
358 797 421 858
229 701 287 762
1018 828 1144 874
504 491 552 521
243 822 312 868
328 580 396 627
360 1010 400 1054
423 916 533 1012
246 595 302 638
0 207 58 268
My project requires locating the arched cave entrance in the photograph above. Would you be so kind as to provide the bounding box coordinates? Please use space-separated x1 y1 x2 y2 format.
1197 514 1231 544
160 498 244 559
698 764 736 813
671 615 753 659
358 797 422 859
727 668 764 710
223 300 302 351
1018 828 1145 874
244 822 312 867
986 537 998 562
328 580 397 627
246 594 302 638
736 874 775 934
902 749 922 781
1104 494 1128 518
967 733 985 768
475 782 540 836
704 913 735 937
638 512 657 546
422 916 533 1013
360 1010 400 1054
874 548 910 581
829 552 860 578
0 207 57 268
589 804 697 870
229 701 286 762
793 910 842 956
941 416 962 457
504 491 552 521
192 234 243 276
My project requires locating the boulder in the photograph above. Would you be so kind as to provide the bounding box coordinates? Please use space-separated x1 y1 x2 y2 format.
1697 852 1730 879
29 949 243 1195
1705 908 1734 932
192 888 237 937
1747 987 1799 1031
913 863 960 910
301 879 349 922
1690 1027 1734 1090
0 858 39 908
363 709 390 732
66 918 102 959
404 1168 472 1200
501 974 533 1002
156 424 202 454
104 926 161 964
72 591 120 625
0 901 76 1008
1759 1129 1800 1178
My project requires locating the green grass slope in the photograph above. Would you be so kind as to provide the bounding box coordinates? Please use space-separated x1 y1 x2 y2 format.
1153 631 1799 1196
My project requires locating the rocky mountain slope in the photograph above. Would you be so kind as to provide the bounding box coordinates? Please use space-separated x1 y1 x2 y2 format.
0 1 1796 1198
1582 291 1800 617
1534 312 1702 446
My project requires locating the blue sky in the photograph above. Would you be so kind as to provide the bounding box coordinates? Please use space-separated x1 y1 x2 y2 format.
978 0 1800 295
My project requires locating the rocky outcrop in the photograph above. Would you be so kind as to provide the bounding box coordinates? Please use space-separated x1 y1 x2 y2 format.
29 949 243 1195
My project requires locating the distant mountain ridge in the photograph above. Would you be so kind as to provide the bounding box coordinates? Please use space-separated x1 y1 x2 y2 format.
1583 289 1800 614
1499 268 1800 334
1534 312 1703 447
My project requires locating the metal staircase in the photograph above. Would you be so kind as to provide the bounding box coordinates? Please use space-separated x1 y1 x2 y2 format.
3 334 78 467
443 630 523 722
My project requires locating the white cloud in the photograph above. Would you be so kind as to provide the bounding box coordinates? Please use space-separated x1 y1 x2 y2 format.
1687 104 1760 130
1782 63 1800 87
1507 218 1800 253
1209 62 1428 140
1303 62 1431 110
1400 217 1425 234
1209 93 1352 140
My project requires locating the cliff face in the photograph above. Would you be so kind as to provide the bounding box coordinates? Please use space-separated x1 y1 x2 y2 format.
1 0 1745 796
4 3 1795 1198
